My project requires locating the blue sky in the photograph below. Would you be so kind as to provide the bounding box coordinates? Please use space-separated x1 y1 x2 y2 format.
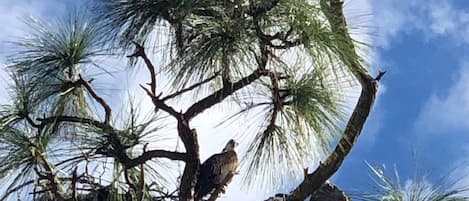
0 0 468 200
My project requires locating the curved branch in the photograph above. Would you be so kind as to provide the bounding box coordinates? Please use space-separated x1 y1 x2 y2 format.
78 75 112 124
284 0 385 200
140 85 182 118
128 41 157 95
286 72 381 201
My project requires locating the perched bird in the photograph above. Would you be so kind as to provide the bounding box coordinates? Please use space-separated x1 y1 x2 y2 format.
195 139 239 200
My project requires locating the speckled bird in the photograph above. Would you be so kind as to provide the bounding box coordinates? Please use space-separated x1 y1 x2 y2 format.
195 139 239 200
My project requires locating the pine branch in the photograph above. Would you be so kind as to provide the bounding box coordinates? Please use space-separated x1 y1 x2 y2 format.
140 85 182 118
128 41 157 95
37 116 109 130
162 72 220 101
184 68 270 120
125 150 187 168
0 180 34 201
283 1 385 200
77 74 112 124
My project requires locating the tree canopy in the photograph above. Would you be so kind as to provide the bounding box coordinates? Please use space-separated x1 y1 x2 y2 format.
0 0 388 201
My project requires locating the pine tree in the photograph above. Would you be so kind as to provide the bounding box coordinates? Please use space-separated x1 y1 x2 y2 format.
0 0 383 200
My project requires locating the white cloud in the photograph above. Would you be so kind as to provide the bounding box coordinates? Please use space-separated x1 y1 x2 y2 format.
415 62 469 133
372 0 469 48
428 2 457 35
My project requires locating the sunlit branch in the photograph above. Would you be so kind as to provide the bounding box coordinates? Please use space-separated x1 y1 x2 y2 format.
34 154 64 200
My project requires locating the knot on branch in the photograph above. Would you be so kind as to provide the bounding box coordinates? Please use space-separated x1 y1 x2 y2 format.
127 41 145 58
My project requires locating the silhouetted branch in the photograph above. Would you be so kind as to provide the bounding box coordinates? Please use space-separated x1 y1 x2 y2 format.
126 150 187 168
78 74 112 124
0 180 34 201
140 85 182 118
37 116 109 130
184 68 270 120
162 72 220 101
128 41 158 95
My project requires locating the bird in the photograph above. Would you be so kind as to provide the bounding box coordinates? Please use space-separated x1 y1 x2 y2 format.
195 139 239 200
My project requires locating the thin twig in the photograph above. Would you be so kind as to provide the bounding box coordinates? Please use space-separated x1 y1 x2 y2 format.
162 72 220 101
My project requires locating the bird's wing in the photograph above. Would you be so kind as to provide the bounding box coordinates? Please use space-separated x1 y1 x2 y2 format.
202 151 238 185
196 151 238 199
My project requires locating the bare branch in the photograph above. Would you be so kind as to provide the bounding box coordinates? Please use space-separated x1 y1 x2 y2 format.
78 74 112 124
162 72 220 101
37 116 109 131
125 150 187 168
129 41 157 95
184 68 269 120
140 85 182 118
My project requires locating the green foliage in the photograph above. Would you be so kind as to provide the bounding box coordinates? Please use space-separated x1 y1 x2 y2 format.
241 65 347 188
355 163 469 201
7 11 105 118
95 0 220 49
0 0 372 199
172 6 257 86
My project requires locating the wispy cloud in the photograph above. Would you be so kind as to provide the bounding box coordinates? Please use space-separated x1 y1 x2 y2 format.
372 0 469 48
415 62 469 133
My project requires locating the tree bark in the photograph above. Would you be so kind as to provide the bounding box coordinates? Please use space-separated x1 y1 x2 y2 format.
279 0 385 200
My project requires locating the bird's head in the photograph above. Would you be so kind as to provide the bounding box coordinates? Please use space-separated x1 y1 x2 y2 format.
222 139 238 152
